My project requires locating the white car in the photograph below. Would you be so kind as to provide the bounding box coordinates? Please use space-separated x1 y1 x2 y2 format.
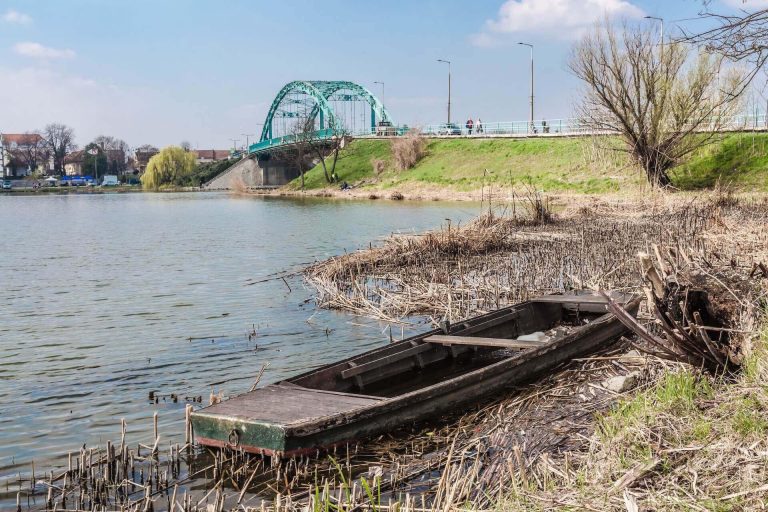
101 175 119 186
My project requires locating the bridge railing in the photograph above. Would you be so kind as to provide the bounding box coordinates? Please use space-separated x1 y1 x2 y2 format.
240 114 768 156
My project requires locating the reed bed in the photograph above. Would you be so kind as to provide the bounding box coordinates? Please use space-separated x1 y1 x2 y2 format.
306 195 767 324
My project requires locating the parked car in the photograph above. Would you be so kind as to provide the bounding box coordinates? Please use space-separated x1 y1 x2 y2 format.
437 123 462 136
101 175 119 186
1 180 12 190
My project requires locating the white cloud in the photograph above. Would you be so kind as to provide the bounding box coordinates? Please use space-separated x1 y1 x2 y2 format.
13 42 75 59
472 0 644 43
3 9 32 24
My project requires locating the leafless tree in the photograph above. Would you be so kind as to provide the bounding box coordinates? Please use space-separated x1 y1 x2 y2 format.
43 123 76 174
93 135 129 173
682 4 768 84
570 20 744 187
15 132 50 174
290 116 348 185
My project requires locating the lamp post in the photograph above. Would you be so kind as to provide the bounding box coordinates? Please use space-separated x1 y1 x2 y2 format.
517 42 534 133
644 16 664 57
437 59 451 124
229 138 240 153
241 133 254 151
0 133 5 178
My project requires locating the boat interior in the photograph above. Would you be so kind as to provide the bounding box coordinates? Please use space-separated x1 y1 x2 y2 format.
285 294 616 399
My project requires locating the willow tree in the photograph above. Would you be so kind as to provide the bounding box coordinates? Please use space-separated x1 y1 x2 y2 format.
140 146 197 190
570 21 744 187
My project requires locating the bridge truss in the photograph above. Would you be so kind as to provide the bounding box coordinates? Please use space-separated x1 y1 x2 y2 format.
254 81 393 151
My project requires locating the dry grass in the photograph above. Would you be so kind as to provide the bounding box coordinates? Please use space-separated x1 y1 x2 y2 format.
371 157 386 176
306 195 765 323
300 194 768 511
391 130 426 171
230 175 248 194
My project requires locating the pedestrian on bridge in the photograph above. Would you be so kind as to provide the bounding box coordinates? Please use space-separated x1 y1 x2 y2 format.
466 117 474 135
476 118 483 134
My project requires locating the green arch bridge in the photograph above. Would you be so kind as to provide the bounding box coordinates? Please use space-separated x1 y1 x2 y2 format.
246 80 395 155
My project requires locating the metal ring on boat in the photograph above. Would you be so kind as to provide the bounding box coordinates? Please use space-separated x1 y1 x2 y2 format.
228 429 240 447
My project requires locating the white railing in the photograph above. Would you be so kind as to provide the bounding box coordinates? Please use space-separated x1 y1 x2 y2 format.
350 114 768 139
239 114 768 155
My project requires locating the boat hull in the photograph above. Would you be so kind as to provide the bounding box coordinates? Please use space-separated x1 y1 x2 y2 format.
191 294 639 456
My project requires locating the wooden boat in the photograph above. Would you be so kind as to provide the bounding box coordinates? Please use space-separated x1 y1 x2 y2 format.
191 291 639 456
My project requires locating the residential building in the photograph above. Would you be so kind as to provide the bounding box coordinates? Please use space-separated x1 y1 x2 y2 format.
1 133 50 177
134 145 159 173
64 149 127 176
193 149 230 165
63 150 85 175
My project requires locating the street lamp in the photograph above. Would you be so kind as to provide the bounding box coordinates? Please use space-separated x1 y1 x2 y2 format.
517 42 534 133
437 59 451 124
644 16 664 57
229 138 240 153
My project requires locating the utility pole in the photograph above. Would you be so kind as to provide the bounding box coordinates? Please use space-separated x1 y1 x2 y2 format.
241 133 254 151
517 42 534 133
437 59 451 124
0 133 5 178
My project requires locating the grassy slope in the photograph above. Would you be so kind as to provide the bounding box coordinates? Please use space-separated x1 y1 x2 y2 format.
290 133 768 193
671 133 768 190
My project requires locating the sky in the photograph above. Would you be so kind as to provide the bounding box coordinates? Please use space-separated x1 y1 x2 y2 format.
1 0 766 150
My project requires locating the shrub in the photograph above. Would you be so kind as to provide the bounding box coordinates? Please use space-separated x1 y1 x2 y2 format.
391 130 426 171
370 158 386 176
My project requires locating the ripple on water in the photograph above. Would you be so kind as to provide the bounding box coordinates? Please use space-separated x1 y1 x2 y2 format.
0 192 478 507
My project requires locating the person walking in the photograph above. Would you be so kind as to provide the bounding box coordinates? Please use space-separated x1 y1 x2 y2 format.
466 117 474 135
476 118 483 134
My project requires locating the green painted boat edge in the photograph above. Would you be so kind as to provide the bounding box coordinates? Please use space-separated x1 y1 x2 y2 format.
191 412 287 453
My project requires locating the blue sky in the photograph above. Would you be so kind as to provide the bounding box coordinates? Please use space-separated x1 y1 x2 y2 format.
0 0 763 149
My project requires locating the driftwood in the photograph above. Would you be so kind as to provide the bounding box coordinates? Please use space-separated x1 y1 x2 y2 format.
604 250 738 372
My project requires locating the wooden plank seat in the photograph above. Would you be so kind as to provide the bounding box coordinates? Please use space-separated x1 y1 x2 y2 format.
340 343 433 379
425 334 547 350
338 309 524 384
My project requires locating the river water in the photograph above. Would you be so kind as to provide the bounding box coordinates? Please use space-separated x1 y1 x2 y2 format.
0 192 480 494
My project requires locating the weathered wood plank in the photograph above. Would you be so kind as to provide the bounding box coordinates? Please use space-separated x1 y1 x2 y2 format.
425 335 545 349
340 343 435 379
200 385 381 425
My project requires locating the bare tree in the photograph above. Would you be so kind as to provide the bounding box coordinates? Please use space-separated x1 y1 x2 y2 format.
286 119 315 189
93 135 129 173
570 21 744 187
15 132 50 174
293 116 348 184
43 123 76 175
682 5 768 84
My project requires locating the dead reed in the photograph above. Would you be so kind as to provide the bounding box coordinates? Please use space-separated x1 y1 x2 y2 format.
391 130 426 171
306 197 761 324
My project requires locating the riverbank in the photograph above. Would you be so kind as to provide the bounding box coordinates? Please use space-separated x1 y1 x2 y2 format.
7 192 768 511
302 193 768 510
244 133 768 201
